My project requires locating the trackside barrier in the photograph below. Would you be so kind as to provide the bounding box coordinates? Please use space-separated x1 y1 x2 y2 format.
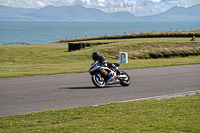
68 42 111 52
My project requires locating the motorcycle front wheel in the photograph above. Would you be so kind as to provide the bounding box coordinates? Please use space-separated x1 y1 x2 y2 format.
120 71 131 86
92 74 106 88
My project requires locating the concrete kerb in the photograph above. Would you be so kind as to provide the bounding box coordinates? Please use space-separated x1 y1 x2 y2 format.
92 90 200 107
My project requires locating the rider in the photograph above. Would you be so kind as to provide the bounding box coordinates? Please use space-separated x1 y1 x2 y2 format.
92 52 119 84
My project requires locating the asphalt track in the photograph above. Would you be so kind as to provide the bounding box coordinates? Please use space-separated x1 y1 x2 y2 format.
0 64 200 117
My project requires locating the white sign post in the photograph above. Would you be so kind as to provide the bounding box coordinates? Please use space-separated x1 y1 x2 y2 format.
119 52 128 63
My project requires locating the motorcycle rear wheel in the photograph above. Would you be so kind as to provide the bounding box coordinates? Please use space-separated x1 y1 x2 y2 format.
92 74 106 88
120 71 131 86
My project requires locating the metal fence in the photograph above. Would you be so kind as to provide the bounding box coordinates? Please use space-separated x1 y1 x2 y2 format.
2 42 30 45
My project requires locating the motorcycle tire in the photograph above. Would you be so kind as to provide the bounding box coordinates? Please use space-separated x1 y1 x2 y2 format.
119 71 131 86
92 74 106 88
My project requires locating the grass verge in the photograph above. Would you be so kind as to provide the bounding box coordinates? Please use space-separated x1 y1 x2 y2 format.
0 37 200 78
0 93 199 132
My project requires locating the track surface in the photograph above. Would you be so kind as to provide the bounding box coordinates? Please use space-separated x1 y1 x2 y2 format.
0 65 200 117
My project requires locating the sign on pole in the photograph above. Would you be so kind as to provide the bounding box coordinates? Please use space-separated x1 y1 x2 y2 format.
119 52 128 63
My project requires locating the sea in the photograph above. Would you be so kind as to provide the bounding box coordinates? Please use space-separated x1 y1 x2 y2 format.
0 21 199 45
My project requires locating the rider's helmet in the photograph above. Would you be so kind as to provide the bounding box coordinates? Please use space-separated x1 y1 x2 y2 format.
92 52 100 61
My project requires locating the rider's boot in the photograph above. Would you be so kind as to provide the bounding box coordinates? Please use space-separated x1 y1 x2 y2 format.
112 64 120 75
115 69 121 75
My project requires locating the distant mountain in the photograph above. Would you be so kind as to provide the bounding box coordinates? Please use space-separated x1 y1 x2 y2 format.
0 4 199 22
137 4 200 21
0 5 36 20
0 5 136 22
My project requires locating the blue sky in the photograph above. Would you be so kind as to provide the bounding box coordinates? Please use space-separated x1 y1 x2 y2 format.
0 0 199 16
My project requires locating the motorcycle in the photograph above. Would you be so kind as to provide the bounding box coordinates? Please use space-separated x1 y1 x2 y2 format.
88 61 131 88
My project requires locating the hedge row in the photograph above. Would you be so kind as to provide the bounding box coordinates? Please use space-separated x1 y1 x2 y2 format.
148 51 200 59
129 48 200 60
57 31 200 43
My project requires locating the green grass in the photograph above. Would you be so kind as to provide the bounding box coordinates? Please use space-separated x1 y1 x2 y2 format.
0 93 199 132
0 37 200 78
0 45 90 78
